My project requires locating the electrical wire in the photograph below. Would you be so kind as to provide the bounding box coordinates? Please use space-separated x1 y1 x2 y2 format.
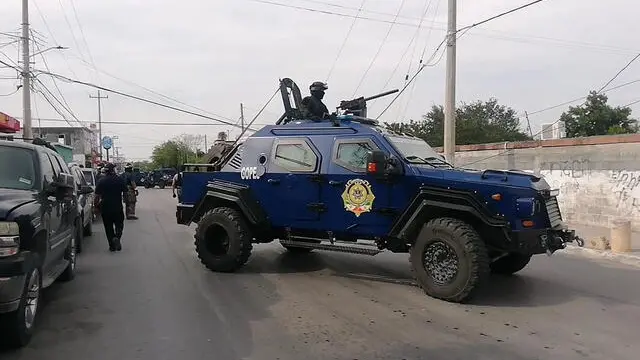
31 81 76 128
33 69 258 131
623 99 640 107
461 73 640 167
67 53 237 123
381 0 434 90
596 53 640 93
33 0 80 79
30 30 85 129
352 0 407 97
377 0 549 120
325 0 367 82
0 87 20 97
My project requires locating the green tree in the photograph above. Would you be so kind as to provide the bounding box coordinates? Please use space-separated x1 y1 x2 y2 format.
132 160 153 171
385 98 531 147
151 133 208 168
560 91 638 137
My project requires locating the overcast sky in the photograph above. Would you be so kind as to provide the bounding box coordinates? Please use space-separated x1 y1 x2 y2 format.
1 0 639 160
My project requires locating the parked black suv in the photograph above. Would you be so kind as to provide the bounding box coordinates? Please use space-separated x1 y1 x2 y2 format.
0 139 89 347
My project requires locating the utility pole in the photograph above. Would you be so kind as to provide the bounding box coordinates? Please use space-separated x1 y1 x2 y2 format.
443 0 457 165
21 0 32 141
90 90 108 159
204 134 207 152
524 111 534 138
240 103 245 132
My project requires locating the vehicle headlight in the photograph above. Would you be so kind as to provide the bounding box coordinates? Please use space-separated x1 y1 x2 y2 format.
515 198 539 218
0 222 19 257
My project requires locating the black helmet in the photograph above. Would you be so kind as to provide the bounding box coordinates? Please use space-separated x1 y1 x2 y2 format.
310 81 328 92
104 162 116 172
125 162 133 169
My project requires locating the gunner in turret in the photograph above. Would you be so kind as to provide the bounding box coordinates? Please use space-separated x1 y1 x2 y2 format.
301 81 329 121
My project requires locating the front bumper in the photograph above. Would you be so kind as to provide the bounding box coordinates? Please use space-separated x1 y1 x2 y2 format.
0 251 37 313
0 275 26 313
510 226 576 255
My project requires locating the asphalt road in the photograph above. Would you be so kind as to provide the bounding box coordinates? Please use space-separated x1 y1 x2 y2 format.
2 188 639 360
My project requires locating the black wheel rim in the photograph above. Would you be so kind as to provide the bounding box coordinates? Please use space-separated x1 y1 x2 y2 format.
205 224 231 256
423 240 459 286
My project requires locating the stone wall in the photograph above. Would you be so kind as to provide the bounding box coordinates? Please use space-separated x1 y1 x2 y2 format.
434 134 640 231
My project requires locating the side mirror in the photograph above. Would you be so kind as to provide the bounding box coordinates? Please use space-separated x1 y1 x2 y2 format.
53 173 75 190
366 150 388 175
79 185 94 195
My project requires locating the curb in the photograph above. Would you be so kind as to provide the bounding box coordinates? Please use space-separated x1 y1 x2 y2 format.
561 244 640 268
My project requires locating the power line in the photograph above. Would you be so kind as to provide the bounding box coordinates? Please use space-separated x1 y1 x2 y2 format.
30 30 84 128
377 0 548 120
21 117 275 127
456 0 547 33
596 53 640 93
461 75 640 167
623 98 640 107
32 0 80 79
67 53 237 123
381 0 434 90
0 87 20 97
325 0 367 82
33 69 259 131
352 0 407 97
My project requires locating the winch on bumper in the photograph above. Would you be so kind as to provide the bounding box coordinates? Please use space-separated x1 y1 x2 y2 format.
510 226 578 255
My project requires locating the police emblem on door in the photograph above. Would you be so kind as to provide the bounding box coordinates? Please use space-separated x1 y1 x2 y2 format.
341 179 375 217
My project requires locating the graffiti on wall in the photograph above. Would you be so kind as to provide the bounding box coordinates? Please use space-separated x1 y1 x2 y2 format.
541 159 591 178
611 170 640 213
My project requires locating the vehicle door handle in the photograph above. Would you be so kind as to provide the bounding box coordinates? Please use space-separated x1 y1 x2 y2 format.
328 180 343 186
267 179 280 185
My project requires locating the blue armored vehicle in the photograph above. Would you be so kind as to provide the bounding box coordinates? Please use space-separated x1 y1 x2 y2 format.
176 79 577 303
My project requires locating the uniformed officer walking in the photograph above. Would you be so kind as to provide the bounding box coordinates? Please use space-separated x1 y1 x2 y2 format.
94 162 128 252
302 81 330 120
121 163 138 220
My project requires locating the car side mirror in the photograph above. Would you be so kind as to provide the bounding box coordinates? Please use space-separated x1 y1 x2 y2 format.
79 185 94 195
53 173 75 190
366 150 389 176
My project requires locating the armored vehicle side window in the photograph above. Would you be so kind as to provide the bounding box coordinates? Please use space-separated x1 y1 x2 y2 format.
333 139 379 173
272 139 317 172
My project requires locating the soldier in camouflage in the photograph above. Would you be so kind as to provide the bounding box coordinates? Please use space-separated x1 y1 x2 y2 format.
121 163 138 220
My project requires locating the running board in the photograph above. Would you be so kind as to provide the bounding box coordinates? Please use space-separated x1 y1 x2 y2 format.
42 259 69 288
280 239 381 256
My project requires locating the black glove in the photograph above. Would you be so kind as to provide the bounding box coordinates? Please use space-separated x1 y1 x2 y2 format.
172 193 176 198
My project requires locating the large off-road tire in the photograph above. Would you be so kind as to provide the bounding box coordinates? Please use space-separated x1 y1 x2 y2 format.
158 180 166 189
60 224 78 282
195 207 253 272
490 253 532 275
410 217 489 303
0 264 42 348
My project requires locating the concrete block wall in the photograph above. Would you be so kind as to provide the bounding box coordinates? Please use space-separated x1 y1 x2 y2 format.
433 134 640 231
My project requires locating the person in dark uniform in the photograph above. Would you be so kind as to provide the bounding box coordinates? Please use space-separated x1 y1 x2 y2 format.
121 163 138 220
301 81 329 120
94 162 127 252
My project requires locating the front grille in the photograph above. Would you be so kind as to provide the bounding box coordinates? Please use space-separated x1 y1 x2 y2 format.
545 197 563 228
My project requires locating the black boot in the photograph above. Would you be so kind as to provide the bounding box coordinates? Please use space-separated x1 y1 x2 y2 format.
113 237 122 251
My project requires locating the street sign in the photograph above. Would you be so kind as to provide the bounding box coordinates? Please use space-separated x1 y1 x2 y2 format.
102 136 113 150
